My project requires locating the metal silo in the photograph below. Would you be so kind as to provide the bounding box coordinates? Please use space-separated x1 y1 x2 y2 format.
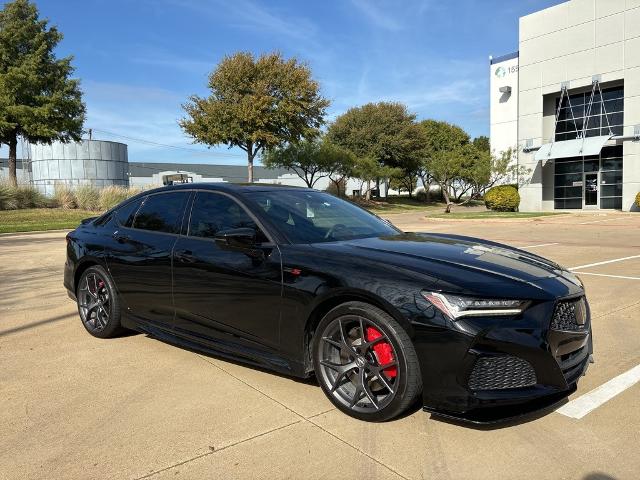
30 139 129 196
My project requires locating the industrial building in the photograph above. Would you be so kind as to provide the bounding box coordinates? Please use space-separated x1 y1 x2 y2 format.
126 162 368 194
1 143 369 195
29 140 129 196
490 0 640 211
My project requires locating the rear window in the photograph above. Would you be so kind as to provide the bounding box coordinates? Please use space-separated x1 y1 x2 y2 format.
133 192 189 234
116 198 143 227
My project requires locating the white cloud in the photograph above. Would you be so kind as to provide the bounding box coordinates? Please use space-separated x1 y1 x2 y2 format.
129 51 213 75
165 0 318 41
350 0 402 31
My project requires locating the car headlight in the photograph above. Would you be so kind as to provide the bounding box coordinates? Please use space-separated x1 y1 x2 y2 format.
422 291 528 319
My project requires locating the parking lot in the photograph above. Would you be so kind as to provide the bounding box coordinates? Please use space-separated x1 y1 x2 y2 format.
1 211 639 480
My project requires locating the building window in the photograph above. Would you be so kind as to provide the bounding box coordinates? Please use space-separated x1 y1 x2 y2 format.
599 145 623 209
555 86 623 141
554 158 584 209
553 145 623 210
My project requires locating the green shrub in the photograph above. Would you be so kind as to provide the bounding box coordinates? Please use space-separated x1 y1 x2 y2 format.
0 182 47 210
415 189 428 202
636 191 640 208
484 185 520 211
0 182 18 210
74 185 100 211
53 183 77 209
15 185 47 208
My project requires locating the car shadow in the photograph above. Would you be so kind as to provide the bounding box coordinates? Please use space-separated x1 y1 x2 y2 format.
145 333 319 387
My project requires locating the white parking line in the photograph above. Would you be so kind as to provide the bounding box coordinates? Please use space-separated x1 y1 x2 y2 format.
569 254 640 271
556 364 640 419
576 272 640 281
521 242 559 249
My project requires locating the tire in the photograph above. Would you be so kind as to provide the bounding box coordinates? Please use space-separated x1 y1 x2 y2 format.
312 301 422 421
76 265 123 339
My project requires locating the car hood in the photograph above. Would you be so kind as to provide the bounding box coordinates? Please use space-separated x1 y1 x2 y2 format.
312 232 583 299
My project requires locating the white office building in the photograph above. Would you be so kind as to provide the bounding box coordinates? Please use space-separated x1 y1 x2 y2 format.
490 0 640 211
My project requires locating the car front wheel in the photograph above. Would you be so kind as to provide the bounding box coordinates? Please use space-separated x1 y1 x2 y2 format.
312 301 422 421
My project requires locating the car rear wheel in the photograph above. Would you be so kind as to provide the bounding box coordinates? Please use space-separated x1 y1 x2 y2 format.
77 265 123 338
312 301 422 421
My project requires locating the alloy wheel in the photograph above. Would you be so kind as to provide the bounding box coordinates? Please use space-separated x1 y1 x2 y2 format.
78 271 111 332
317 315 399 414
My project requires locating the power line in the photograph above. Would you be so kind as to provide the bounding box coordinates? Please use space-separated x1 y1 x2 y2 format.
89 128 245 158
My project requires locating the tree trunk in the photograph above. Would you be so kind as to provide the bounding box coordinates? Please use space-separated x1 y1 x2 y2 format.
247 151 254 183
442 182 453 213
8 133 18 187
304 172 316 188
419 174 430 203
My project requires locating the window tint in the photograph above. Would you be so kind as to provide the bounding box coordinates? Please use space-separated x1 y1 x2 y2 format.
189 192 266 241
116 198 143 227
247 190 399 244
133 192 189 234
93 212 112 227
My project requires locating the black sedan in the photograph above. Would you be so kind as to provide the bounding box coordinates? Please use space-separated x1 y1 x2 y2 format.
64 184 593 422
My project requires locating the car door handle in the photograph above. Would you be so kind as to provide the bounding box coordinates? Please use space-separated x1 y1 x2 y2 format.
175 250 196 263
113 232 131 244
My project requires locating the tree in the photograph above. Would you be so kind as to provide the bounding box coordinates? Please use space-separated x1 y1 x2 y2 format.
180 52 329 182
352 156 401 200
450 142 491 202
324 142 355 197
389 170 418 198
0 0 85 186
262 137 353 188
418 120 470 213
327 102 425 196
472 135 490 154
485 146 530 191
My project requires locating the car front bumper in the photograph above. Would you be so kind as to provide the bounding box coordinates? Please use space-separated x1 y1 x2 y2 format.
410 294 593 424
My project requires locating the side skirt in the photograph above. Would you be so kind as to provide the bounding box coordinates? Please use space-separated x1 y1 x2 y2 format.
124 313 309 379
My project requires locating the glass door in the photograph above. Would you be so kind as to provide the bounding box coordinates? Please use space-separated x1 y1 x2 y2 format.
584 172 598 208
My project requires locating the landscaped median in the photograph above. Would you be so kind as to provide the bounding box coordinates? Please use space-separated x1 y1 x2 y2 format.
0 208 97 234
427 211 563 219
0 183 140 234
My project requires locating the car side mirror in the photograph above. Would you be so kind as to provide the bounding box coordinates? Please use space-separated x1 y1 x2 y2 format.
214 227 257 251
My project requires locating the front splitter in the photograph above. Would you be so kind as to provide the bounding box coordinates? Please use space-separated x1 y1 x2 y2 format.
423 384 577 425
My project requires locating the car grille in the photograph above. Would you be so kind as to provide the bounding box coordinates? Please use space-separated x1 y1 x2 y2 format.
468 356 537 391
551 297 588 332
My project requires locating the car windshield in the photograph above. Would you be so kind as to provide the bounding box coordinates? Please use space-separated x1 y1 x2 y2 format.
246 190 401 244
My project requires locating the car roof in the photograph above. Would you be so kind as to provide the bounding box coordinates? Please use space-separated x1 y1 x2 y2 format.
143 182 312 195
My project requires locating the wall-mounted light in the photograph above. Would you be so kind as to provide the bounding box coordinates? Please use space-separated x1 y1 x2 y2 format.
499 86 512 94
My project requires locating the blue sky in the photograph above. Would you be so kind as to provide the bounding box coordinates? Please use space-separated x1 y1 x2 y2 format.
14 0 561 164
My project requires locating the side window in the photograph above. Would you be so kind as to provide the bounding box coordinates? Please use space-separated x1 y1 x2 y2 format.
116 198 143 227
188 192 267 241
133 192 189 234
93 212 113 227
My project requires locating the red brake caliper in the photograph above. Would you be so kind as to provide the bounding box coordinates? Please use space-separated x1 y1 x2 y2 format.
365 327 397 378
